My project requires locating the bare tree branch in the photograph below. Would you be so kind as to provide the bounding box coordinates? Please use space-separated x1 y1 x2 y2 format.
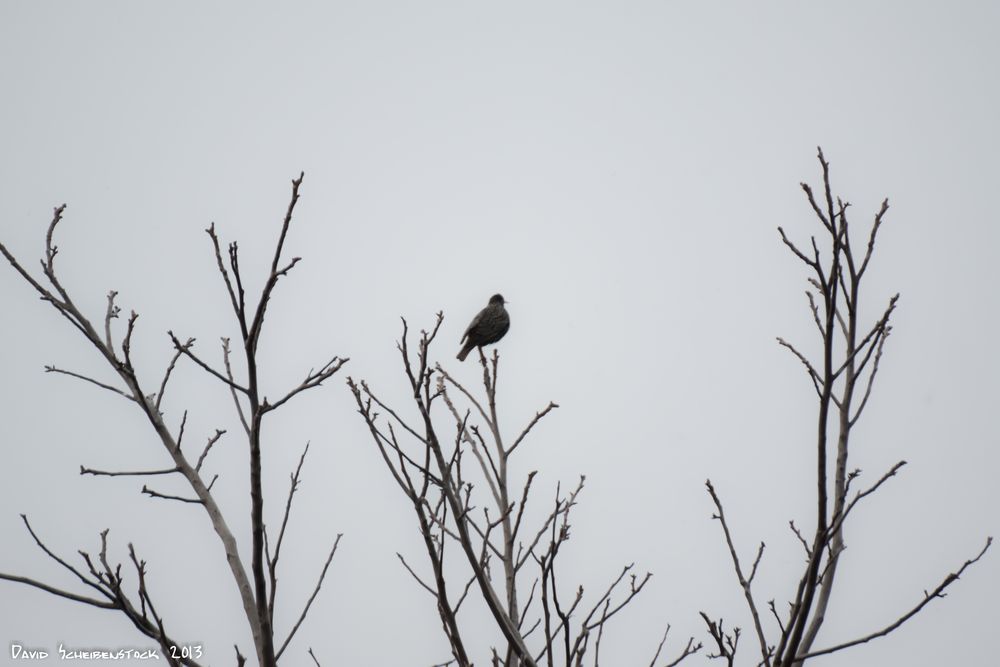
269 441 311 624
81 465 179 477
168 332 248 394
0 176 345 667
705 480 770 666
507 402 559 457
275 534 343 660
263 356 348 413
774 340 822 398
797 538 992 661
141 486 204 505
648 626 702 667
222 337 251 435
194 430 226 472
44 364 134 401
155 346 185 412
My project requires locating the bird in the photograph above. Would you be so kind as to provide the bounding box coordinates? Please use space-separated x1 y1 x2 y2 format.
457 294 510 361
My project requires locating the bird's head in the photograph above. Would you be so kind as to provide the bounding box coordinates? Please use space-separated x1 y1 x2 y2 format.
489 294 506 305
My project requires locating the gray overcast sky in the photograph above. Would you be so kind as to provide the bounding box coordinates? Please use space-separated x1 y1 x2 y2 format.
1 2 997 665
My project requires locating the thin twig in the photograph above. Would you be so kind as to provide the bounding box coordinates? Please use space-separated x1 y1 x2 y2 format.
221 337 250 435
396 553 437 597
156 346 185 412
44 365 133 401
275 534 343 660
168 332 248 394
141 486 203 504
195 430 226 472
81 466 178 477
705 480 769 666
507 402 559 456
268 441 311 623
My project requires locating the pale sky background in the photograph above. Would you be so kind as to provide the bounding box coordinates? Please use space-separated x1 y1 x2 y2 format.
1 2 998 665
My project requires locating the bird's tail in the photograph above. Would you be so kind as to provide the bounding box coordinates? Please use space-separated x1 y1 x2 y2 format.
457 343 474 361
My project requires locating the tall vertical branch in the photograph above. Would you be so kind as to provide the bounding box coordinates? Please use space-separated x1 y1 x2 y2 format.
793 199 897 663
778 149 843 664
198 172 346 666
705 148 989 666
240 174 305 666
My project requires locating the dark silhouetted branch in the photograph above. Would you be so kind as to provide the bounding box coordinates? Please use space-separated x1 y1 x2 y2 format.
141 486 204 504
275 534 342 660
81 465 179 477
798 538 991 661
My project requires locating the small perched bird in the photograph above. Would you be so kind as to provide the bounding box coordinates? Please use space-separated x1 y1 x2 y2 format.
457 294 510 361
